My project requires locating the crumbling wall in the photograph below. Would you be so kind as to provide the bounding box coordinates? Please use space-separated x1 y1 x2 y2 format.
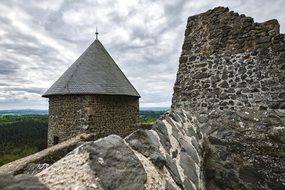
172 7 285 190
172 7 285 111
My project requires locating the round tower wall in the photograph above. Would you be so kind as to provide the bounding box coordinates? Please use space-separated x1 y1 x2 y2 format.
47 94 139 146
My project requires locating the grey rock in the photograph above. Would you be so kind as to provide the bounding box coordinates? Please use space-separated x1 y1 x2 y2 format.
197 114 209 123
256 36 271 44
193 72 210 79
279 92 285 99
23 163 50 175
79 135 147 190
180 152 198 185
165 154 183 188
126 129 167 168
171 124 181 141
186 127 198 139
184 178 195 190
179 138 199 163
153 120 172 153
125 129 160 158
268 126 285 143
0 174 48 190
219 81 229 88
191 138 202 154
149 152 167 169
165 180 176 190
170 112 182 122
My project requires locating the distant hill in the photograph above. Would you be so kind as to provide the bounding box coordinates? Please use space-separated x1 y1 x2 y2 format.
0 107 170 115
0 109 48 115
139 107 169 111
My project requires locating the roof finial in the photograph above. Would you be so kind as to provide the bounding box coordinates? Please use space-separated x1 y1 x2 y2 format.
95 27 99 40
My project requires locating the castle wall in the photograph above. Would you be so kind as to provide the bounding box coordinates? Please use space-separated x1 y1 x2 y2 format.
172 7 285 111
47 95 139 146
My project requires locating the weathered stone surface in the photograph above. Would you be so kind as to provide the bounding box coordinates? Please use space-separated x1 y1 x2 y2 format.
125 129 166 168
179 139 199 163
184 178 196 190
23 163 49 175
268 126 285 143
0 174 48 190
202 109 285 190
153 120 172 153
165 154 184 188
125 129 160 158
84 135 147 190
38 135 147 190
180 152 198 185
165 180 176 190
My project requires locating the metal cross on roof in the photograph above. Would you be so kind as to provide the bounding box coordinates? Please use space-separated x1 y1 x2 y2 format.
95 27 99 40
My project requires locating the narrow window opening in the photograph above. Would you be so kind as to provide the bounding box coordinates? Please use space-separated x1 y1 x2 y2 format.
53 136 59 145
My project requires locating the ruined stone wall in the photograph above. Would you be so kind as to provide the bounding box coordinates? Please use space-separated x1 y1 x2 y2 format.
47 94 139 146
172 7 285 111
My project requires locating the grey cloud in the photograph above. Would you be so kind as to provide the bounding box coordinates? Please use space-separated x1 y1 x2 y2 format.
0 0 285 109
0 83 9 86
0 61 19 75
3 87 46 95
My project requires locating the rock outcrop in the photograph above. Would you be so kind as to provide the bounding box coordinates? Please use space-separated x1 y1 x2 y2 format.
0 6 284 190
37 110 205 190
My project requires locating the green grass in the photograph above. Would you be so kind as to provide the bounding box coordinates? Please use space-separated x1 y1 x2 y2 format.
138 110 165 123
138 116 157 123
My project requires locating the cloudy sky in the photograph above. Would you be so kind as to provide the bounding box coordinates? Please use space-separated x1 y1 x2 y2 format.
0 0 284 110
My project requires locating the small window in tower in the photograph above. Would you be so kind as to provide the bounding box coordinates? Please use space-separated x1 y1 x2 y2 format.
53 136 59 145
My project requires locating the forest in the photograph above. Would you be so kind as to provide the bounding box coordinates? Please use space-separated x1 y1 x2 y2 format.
0 115 48 166
0 110 166 166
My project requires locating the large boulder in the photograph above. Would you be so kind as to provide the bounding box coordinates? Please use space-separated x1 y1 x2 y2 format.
37 135 147 190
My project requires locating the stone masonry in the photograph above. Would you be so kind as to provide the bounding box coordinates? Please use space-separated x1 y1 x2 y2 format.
48 95 138 146
172 7 285 111
171 7 285 190
0 7 284 190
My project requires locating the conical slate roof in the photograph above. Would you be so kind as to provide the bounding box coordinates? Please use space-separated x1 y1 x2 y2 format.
42 39 140 97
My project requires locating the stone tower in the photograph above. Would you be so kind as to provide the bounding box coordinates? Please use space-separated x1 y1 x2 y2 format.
43 39 140 146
